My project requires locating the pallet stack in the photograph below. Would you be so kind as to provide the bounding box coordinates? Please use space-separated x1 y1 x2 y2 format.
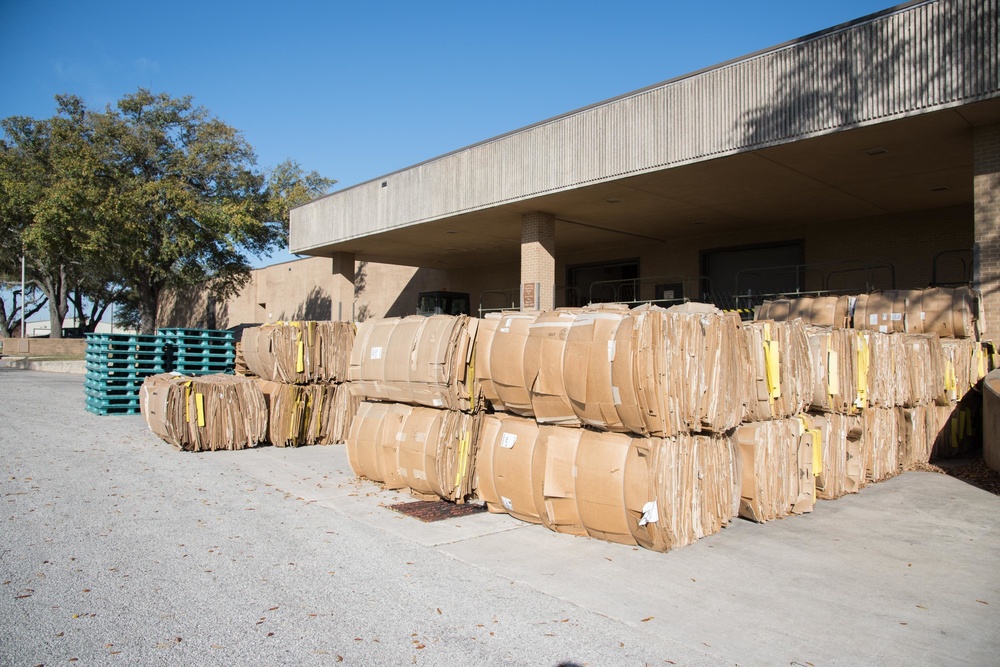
158 328 236 376
84 333 169 415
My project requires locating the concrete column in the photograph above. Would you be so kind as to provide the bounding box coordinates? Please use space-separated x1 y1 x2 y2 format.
521 211 556 312
974 123 1000 341
331 252 356 321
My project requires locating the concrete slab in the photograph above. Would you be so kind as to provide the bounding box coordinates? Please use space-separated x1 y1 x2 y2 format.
3 368 998 666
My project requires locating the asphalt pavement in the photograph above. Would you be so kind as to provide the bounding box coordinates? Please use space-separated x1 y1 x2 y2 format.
2 368 998 666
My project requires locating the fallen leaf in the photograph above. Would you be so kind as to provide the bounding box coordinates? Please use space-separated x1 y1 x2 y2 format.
415 644 425 650
268 607 278 611
641 616 654 622
977 600 989 605
336 656 344 662
916 605 928 610
267 632 274 637
436 608 442 614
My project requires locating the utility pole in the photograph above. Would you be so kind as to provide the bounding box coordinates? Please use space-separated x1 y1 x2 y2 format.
20 247 26 339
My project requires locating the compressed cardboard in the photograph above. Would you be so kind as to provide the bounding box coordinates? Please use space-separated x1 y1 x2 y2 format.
736 419 815 523
242 321 354 384
906 286 978 338
395 407 481 502
757 296 851 328
806 412 864 499
139 373 267 452
350 315 480 411
474 414 544 522
524 309 584 425
898 404 938 470
473 315 502 407
489 312 539 415
854 291 909 334
257 380 359 447
804 326 860 413
862 407 901 483
536 425 587 535
562 306 630 431
741 320 813 421
574 430 638 545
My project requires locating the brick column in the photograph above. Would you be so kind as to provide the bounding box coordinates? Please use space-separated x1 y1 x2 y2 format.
975 123 1000 341
521 212 556 312
331 252 356 321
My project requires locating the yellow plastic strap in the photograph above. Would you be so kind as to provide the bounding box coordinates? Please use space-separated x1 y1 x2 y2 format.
978 346 987 380
466 340 477 402
297 341 305 374
455 431 470 488
855 333 869 408
945 361 957 399
762 325 780 402
184 381 192 424
827 350 839 398
195 392 205 427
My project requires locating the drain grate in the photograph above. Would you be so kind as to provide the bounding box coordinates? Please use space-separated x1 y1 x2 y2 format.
388 500 488 522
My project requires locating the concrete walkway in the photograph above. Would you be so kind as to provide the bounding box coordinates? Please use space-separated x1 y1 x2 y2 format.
2 368 998 666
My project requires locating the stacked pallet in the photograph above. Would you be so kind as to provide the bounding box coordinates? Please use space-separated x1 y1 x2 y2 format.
159 328 235 375
85 333 169 415
346 315 482 502
241 321 358 447
139 373 267 451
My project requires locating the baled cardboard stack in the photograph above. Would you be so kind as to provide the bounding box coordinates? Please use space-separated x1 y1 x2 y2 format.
258 380 357 447
523 309 585 425
562 305 631 431
240 322 359 447
346 401 481 502
735 418 816 522
474 413 741 550
756 296 852 328
862 407 901 483
139 373 267 452
741 320 813 421
804 413 865 499
803 326 861 414
350 314 480 412
898 404 939 470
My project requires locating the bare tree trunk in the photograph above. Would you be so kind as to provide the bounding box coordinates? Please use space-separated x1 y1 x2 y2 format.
138 283 159 335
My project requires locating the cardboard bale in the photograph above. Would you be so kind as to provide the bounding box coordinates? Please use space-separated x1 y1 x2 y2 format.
488 312 539 415
735 418 816 523
473 414 543 522
563 305 630 431
139 373 267 452
627 432 741 551
806 412 864 499
756 296 852 328
534 425 588 535
233 341 253 377
242 321 354 384
574 430 642 545
854 291 909 334
905 286 978 338
345 402 412 488
611 305 744 437
257 380 358 447
329 382 361 444
350 315 479 411
395 407 481 502
741 320 813 421
524 309 584 426
804 326 861 413
898 404 938 470
862 407 901 483
473 315 502 408
940 338 988 404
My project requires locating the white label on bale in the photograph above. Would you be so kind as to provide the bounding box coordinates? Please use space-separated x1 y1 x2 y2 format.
638 500 659 526
607 340 616 362
432 398 443 407
370 346 383 360
499 328 509 333
415 432 426 442
504 318 512 327
395 432 406 441
891 313 903 321
869 314 878 325
879 325 888 333
882 312 889 321
921 311 926 320
611 386 621 405
501 496 513 511
501 432 517 449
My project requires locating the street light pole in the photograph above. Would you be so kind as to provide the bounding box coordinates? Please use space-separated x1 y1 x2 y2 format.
20 249 26 339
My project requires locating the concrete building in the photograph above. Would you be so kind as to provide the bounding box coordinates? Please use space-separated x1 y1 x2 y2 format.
205 1 1000 339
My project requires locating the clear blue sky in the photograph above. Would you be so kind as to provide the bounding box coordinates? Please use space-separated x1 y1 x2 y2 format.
2 0 896 267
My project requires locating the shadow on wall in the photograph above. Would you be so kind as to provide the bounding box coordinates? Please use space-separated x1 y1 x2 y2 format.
739 1 980 149
158 287 208 329
384 268 451 318
292 286 333 321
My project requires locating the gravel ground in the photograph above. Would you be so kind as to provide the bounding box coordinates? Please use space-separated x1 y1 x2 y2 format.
0 369 724 667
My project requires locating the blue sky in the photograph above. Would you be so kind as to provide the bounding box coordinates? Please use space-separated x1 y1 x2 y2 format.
2 0 896 268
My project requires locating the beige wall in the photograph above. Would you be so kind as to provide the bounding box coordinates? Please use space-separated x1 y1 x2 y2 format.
158 257 451 329
0 338 87 356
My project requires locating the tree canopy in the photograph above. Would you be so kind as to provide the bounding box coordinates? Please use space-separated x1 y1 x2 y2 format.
0 89 335 336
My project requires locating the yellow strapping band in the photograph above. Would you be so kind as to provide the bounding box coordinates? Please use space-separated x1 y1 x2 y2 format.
827 349 840 398
455 431 470 488
184 381 192 424
466 339 477 402
764 339 781 402
297 341 305 374
195 392 205 428
855 332 869 408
